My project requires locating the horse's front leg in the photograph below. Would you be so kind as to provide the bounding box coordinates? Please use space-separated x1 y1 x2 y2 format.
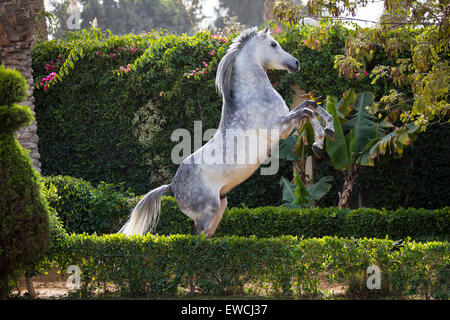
282 100 326 157
306 104 335 141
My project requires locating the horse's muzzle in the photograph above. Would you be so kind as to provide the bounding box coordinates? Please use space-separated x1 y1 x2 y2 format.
286 59 300 74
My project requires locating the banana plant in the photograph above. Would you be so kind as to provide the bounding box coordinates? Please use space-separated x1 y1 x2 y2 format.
279 173 333 209
325 90 420 208
278 115 332 208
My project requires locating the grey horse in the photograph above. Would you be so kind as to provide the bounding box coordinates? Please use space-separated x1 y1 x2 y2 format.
119 27 334 237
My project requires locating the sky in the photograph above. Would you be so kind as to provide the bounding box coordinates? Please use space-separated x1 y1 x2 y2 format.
45 0 386 30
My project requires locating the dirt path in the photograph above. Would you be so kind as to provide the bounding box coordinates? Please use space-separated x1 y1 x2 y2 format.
13 270 69 299
12 270 347 299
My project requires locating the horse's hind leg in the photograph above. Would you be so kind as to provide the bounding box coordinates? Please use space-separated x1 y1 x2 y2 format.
193 196 227 238
207 197 227 238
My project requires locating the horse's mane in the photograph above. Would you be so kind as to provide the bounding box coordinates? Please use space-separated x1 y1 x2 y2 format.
215 27 258 109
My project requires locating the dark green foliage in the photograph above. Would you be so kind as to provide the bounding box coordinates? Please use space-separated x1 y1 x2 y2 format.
0 67 49 298
44 175 449 241
43 175 133 234
317 122 450 209
48 234 450 298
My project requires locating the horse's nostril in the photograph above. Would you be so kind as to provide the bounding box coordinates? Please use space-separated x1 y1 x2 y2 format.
295 60 300 66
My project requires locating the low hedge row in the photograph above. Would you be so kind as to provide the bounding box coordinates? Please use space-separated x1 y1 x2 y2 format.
44 175 449 241
163 202 450 241
49 234 450 299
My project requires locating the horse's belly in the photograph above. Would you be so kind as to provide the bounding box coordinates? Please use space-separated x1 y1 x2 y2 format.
202 163 261 196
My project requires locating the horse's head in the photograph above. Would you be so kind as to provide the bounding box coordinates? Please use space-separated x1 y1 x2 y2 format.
251 26 300 74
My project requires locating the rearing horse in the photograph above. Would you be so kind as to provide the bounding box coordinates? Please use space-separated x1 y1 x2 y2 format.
119 27 334 237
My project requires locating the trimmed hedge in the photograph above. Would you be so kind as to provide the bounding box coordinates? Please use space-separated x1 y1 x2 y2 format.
0 66 50 297
156 198 450 241
44 175 449 241
49 233 450 298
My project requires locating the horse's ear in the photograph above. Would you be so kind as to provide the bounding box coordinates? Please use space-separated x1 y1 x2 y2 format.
258 26 270 37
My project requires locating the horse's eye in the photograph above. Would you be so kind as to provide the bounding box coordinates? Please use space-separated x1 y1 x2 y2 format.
271 41 277 48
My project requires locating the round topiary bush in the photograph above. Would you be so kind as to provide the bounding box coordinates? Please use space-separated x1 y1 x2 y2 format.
0 65 49 298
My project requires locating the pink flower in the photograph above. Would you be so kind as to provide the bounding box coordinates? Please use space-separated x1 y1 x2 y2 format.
273 25 282 34
203 61 208 67
96 51 101 55
110 54 115 57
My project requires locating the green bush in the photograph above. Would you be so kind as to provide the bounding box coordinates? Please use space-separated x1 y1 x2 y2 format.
42 175 133 234
155 198 450 241
44 175 449 240
0 65 28 106
0 66 49 298
48 233 450 298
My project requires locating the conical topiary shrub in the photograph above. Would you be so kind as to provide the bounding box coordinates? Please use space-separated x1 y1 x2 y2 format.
0 65 49 299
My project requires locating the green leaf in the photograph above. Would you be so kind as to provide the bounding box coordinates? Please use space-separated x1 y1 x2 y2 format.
344 92 378 154
279 176 296 203
306 176 333 200
325 95 351 170
293 173 310 204
338 89 356 116
278 135 299 161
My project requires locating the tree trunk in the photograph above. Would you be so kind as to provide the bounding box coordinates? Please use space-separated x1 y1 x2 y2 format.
338 163 359 208
30 0 48 44
25 275 36 297
0 0 41 172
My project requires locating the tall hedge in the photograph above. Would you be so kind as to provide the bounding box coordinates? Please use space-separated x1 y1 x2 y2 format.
32 24 447 208
0 66 49 298
31 24 386 208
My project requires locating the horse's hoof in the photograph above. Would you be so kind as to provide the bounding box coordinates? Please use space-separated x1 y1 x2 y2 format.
325 128 335 141
303 108 314 118
312 145 323 158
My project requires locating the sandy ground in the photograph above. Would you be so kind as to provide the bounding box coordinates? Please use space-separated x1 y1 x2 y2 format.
12 270 347 299
13 270 69 299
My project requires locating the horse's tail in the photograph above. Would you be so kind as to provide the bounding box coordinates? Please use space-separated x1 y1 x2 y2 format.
119 184 171 236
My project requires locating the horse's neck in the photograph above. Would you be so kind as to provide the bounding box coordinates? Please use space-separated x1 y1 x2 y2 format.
218 59 273 128
232 59 271 97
